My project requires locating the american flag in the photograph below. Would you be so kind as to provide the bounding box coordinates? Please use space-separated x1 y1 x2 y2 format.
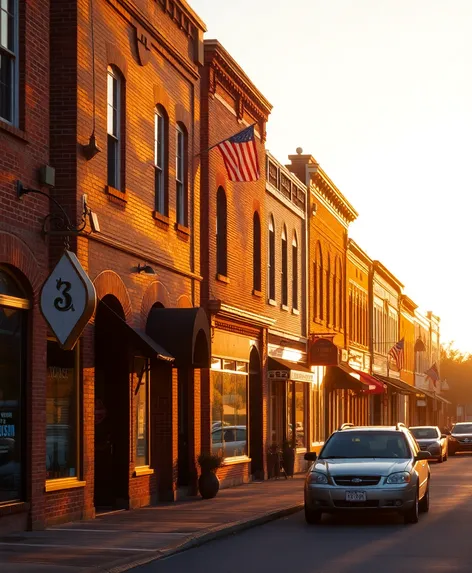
216 124 260 182
425 363 440 388
388 338 404 371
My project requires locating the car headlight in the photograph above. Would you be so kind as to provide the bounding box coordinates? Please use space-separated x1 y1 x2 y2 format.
386 472 411 484
309 471 328 484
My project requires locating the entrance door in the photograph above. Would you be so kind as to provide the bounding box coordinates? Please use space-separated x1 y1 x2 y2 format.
94 296 129 510
177 369 189 487
249 347 263 480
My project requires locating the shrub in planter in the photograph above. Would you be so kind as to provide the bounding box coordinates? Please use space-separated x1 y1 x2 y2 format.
267 443 281 479
197 452 223 499
282 440 295 478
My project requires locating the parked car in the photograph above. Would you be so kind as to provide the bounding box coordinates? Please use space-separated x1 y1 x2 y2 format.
304 423 431 525
211 425 247 458
409 426 448 462
448 422 472 455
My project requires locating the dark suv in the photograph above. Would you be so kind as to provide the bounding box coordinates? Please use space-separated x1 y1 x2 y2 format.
449 422 472 455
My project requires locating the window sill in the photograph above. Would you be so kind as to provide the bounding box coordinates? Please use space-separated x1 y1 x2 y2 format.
153 211 170 227
292 308 300 315
252 289 262 298
268 298 277 307
106 185 127 203
221 456 251 467
216 273 230 284
0 119 28 142
45 478 86 493
134 466 154 477
175 223 190 241
0 501 30 517
281 304 289 312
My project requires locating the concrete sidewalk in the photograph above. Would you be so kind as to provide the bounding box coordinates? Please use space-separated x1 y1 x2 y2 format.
0 475 304 572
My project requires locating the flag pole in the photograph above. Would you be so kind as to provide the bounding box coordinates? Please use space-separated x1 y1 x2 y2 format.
194 122 257 157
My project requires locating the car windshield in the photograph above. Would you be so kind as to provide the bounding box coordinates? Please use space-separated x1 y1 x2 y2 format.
320 431 410 459
410 428 438 439
452 424 472 434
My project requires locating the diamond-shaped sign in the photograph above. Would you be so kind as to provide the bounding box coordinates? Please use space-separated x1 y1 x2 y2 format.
40 250 96 350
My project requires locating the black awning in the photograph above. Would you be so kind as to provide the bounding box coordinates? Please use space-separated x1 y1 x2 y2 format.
327 365 370 392
268 357 314 382
146 307 211 369
100 303 174 362
373 374 417 395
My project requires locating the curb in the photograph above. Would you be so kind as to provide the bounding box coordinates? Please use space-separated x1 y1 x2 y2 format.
101 503 304 573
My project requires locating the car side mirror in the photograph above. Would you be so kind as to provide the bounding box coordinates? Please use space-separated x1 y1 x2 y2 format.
304 452 317 462
416 450 431 461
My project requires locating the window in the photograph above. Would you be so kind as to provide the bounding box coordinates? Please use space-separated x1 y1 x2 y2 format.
216 187 227 276
176 124 187 226
253 212 261 292
281 226 288 306
46 341 78 481
0 268 27 503
107 67 122 190
287 381 306 448
326 255 331 325
315 242 323 320
336 257 343 330
154 107 167 214
134 357 150 467
292 233 298 310
211 359 248 459
0 0 17 124
268 216 275 300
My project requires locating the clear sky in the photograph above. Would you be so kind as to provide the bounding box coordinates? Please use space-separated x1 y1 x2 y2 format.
189 0 472 352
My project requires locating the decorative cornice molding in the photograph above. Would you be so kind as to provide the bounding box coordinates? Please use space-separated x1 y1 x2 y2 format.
373 260 404 291
311 168 358 225
214 318 260 339
218 303 276 328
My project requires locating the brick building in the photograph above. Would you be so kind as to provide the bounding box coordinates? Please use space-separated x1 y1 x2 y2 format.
0 0 50 532
200 40 272 485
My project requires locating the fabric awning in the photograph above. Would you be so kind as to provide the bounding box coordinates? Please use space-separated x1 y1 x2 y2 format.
100 302 174 362
146 307 211 368
372 374 417 395
328 364 370 392
349 368 385 395
420 388 452 405
268 357 314 383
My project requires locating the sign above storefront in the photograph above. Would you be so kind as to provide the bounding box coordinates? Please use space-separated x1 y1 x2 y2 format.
309 338 339 367
268 369 314 383
40 250 96 350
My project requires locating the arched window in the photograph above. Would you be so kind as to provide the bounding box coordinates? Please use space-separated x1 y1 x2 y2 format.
326 254 331 325
292 233 298 310
216 187 227 276
253 212 261 292
315 242 323 320
336 257 343 330
154 105 168 215
281 225 288 306
107 66 124 191
176 122 187 226
0 267 30 502
268 216 275 301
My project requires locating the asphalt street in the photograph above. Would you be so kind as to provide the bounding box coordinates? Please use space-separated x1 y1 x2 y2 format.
133 453 472 573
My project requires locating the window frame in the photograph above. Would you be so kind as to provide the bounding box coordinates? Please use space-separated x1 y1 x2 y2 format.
253 212 261 292
281 226 288 306
154 107 167 215
134 356 151 470
176 123 187 227
216 187 228 277
0 0 19 125
107 66 121 191
292 233 298 310
268 216 275 301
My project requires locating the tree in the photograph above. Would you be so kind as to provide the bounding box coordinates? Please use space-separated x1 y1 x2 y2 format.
441 343 472 405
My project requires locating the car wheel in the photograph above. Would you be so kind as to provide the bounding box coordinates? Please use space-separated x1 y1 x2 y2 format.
404 490 419 524
419 482 430 513
305 504 322 524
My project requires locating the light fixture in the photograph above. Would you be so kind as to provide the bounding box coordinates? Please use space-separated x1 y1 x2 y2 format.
82 132 101 161
414 338 426 352
136 264 155 275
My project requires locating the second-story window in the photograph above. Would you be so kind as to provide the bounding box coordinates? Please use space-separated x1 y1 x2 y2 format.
292 233 298 310
281 226 288 306
176 124 187 226
268 216 275 301
216 187 227 276
154 107 167 214
253 211 261 292
107 66 122 190
0 0 17 125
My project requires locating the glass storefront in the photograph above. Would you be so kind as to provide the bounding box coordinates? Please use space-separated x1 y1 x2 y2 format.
0 269 28 503
46 340 78 480
134 357 149 468
211 358 248 459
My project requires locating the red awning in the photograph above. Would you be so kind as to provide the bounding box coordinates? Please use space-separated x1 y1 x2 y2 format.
355 370 386 394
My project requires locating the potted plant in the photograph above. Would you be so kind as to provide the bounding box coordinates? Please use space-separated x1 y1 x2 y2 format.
282 439 295 478
197 452 223 499
267 443 281 479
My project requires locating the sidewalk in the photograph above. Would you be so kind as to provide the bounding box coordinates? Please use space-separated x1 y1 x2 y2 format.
0 475 304 572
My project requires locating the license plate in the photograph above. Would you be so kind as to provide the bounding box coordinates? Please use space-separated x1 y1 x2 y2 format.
345 491 366 502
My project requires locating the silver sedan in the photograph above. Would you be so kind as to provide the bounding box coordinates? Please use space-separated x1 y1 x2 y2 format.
409 426 448 462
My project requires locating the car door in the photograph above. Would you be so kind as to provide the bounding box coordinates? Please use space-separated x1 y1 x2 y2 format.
406 432 428 497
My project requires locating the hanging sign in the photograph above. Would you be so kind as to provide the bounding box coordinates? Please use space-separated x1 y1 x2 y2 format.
309 338 339 367
40 250 96 350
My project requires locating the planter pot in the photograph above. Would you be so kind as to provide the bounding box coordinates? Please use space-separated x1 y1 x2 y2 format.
282 447 295 477
267 452 280 479
198 471 220 499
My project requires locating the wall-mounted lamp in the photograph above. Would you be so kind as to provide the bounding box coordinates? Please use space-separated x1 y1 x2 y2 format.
82 133 101 160
136 264 155 275
414 338 426 352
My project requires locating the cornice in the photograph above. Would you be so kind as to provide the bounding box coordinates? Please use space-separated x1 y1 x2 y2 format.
155 0 206 32
218 303 276 328
373 260 404 291
400 294 418 313
205 40 272 126
312 167 358 225
347 238 372 267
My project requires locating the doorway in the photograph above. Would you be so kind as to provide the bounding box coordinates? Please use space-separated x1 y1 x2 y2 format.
249 347 263 480
94 296 129 510
177 369 190 488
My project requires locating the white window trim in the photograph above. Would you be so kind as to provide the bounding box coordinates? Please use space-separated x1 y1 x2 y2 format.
0 0 19 125
176 124 185 226
107 66 121 190
154 109 165 213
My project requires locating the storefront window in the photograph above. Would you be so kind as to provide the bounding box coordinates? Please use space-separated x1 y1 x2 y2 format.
311 367 325 443
0 269 28 503
46 341 78 480
211 360 248 459
295 382 305 447
134 357 149 467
